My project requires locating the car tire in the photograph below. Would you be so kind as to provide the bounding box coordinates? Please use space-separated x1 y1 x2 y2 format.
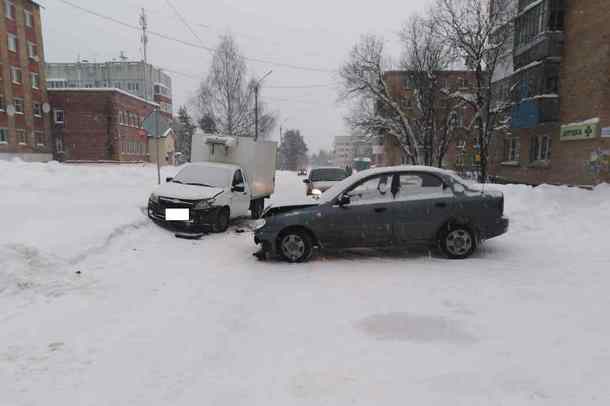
212 207 230 233
278 229 313 263
439 225 476 259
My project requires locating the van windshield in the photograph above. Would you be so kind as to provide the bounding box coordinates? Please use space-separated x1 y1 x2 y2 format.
310 168 347 182
173 165 233 188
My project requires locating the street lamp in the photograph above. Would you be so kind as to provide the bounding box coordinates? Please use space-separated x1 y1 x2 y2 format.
253 70 272 141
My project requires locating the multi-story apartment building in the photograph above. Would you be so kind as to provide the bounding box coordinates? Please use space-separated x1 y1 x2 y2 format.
46 60 173 117
0 0 51 161
491 0 610 186
48 88 175 165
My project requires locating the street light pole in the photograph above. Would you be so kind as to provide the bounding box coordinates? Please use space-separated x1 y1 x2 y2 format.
254 70 272 141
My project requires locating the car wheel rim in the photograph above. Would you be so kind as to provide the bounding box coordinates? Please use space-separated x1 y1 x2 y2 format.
446 229 472 256
281 234 306 261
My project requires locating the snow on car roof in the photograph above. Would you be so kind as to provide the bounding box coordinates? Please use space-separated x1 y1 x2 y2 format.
348 165 453 182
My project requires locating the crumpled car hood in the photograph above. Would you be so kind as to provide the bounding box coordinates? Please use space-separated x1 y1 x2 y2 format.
263 201 319 217
153 182 224 201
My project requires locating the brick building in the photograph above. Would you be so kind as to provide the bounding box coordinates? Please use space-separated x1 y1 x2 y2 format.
0 0 51 161
381 70 478 169
491 0 610 186
48 88 159 162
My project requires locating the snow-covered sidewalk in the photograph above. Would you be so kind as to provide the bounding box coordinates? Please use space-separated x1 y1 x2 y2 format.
1 160 610 405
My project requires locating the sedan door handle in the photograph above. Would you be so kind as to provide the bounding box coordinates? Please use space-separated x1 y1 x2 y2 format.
435 202 447 208
374 207 388 213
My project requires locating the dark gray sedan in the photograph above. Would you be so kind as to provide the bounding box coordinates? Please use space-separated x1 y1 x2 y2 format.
254 166 508 263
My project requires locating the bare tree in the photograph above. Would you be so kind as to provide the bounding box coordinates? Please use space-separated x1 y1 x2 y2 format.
434 0 514 182
339 35 422 165
399 14 459 167
194 34 276 138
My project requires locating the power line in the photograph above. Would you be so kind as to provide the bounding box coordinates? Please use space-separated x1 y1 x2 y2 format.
266 84 333 89
52 0 335 74
164 0 205 47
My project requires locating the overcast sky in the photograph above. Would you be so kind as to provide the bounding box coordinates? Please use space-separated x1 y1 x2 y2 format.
39 0 430 152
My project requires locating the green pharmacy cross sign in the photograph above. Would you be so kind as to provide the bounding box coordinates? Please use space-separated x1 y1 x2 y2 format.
560 121 598 141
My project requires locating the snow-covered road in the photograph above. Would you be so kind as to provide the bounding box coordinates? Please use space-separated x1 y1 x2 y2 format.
2 160 610 405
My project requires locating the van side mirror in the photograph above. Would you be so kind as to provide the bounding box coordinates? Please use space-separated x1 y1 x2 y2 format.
303 179 311 184
232 183 245 193
166 177 173 183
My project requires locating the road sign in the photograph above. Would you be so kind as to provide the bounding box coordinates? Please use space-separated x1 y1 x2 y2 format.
143 110 171 137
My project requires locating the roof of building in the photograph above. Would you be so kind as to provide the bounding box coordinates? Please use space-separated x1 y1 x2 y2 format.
48 88 159 107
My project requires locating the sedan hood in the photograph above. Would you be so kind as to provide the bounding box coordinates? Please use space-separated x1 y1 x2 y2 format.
264 200 319 217
153 182 224 201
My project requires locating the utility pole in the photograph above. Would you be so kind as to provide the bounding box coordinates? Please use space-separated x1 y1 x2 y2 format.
155 107 161 185
140 8 148 64
254 70 272 141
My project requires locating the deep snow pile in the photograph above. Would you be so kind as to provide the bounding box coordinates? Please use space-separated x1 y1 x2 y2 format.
0 160 179 297
1 161 610 405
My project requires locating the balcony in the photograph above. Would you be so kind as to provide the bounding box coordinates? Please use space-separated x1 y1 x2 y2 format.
511 95 559 129
514 31 564 69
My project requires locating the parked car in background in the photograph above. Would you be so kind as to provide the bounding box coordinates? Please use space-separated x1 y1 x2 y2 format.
303 167 349 195
297 168 308 176
255 166 509 262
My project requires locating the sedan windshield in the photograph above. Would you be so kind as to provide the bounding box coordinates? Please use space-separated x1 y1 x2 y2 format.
310 168 347 182
173 165 233 188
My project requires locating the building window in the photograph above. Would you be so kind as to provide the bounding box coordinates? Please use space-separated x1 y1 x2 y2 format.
33 102 42 117
530 135 551 162
24 10 33 27
27 42 38 59
17 129 27 145
8 33 17 52
549 0 565 31
31 72 39 89
546 76 559 94
118 110 125 125
10 66 22 84
35 131 45 146
0 128 8 143
54 109 65 124
0 94 5 111
4 1 15 20
14 97 24 114
504 136 520 162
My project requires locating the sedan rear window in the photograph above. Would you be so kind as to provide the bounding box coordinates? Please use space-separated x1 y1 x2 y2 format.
310 168 348 182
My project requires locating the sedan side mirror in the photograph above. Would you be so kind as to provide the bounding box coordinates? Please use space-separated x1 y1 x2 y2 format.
166 177 173 183
337 194 351 207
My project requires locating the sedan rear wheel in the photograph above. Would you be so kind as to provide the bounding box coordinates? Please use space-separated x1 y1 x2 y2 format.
440 227 476 259
278 229 313 263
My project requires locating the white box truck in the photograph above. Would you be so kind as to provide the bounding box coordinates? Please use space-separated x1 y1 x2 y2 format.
147 131 277 233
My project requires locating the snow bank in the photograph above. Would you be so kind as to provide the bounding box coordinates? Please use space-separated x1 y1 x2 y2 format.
0 161 179 296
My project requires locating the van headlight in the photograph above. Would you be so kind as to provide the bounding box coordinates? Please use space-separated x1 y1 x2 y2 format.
149 193 160 204
195 199 214 210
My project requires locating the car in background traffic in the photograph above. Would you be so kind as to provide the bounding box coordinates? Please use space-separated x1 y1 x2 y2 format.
297 168 308 176
303 167 349 195
255 165 509 262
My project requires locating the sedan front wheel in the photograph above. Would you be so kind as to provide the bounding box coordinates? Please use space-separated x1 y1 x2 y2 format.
278 229 313 263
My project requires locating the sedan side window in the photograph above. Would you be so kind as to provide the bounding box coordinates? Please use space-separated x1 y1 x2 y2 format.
345 174 396 205
395 173 448 200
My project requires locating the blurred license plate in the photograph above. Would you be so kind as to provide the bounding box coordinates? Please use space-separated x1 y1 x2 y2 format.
165 208 190 221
